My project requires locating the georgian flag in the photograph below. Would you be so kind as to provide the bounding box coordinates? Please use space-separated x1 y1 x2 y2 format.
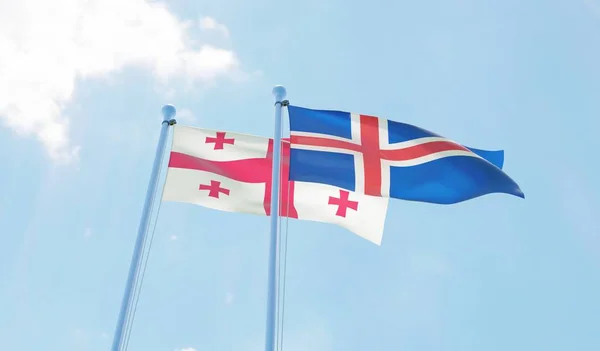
162 125 389 245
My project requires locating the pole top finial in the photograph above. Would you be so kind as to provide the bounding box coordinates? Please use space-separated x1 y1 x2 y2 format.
272 85 287 101
161 104 176 121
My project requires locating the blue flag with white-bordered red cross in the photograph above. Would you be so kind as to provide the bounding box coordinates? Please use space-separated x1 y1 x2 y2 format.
286 105 524 204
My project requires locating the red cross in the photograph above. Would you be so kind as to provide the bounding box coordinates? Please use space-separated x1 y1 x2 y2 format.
290 115 471 196
263 138 296 217
328 189 359 217
168 138 298 218
205 132 235 150
199 180 230 198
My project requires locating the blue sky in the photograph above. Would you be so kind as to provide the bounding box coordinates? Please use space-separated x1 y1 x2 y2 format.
1 0 599 350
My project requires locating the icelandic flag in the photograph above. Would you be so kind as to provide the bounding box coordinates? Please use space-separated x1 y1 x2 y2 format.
287 105 524 204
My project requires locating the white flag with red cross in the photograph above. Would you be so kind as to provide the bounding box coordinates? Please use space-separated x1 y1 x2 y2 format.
162 125 389 245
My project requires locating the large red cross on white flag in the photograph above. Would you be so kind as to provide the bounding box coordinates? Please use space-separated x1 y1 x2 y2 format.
162 125 389 244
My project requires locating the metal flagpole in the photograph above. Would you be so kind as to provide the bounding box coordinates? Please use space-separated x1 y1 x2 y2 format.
264 85 287 351
110 104 177 351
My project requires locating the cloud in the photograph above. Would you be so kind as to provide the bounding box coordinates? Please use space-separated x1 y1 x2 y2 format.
84 227 92 239
199 16 230 37
0 0 240 163
174 348 197 351
176 108 197 125
169 234 178 241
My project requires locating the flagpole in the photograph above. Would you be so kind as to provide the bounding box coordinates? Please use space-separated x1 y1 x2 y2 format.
265 85 287 351
110 104 177 351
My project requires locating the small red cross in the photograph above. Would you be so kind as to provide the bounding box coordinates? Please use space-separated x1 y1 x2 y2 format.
205 132 235 150
199 180 230 198
328 190 358 217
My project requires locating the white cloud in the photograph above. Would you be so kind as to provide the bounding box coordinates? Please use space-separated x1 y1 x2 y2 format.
169 234 178 241
0 0 240 163
176 108 197 124
199 16 230 37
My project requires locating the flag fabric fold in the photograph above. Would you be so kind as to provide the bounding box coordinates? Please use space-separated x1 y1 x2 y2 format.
162 125 389 245
287 105 524 204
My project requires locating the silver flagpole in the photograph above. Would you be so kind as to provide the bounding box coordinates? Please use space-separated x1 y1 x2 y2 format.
264 85 287 351
110 105 177 351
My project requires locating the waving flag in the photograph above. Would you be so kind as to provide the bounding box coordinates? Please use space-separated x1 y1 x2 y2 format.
162 125 389 244
287 105 524 204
